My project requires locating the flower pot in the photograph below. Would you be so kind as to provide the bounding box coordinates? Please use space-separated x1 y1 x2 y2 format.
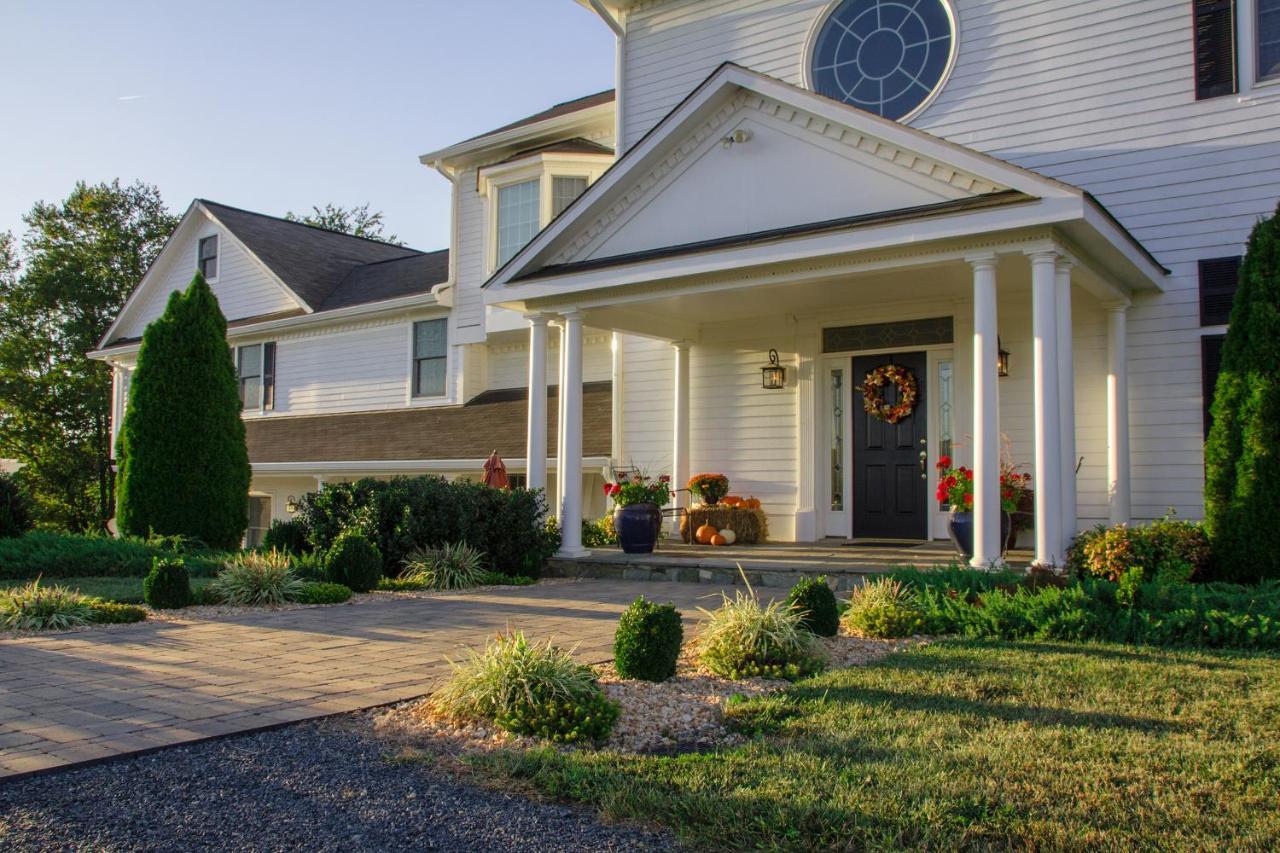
614 502 663 554
947 510 1012 564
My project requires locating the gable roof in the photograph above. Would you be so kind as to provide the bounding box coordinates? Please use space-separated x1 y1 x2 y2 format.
319 250 450 312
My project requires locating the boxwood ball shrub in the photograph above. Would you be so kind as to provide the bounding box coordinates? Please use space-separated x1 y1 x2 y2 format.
613 596 683 682
695 589 826 680
293 582 353 605
0 473 33 539
784 575 839 637
432 631 619 743
842 578 924 639
143 557 192 610
323 532 383 593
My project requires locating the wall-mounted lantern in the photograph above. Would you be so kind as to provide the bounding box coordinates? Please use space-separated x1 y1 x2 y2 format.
761 349 786 390
997 337 1011 378
285 495 299 514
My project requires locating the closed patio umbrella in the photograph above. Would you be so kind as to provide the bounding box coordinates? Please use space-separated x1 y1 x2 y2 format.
482 450 509 489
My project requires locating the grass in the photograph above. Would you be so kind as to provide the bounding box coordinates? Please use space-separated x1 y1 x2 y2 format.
0 576 215 604
466 640 1280 850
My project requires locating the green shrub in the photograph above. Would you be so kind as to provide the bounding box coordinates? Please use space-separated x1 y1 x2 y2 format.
0 531 225 580
376 576 428 592
1072 516 1211 582
613 596 683 682
262 518 311 555
479 571 535 587
293 581 353 605
400 541 487 590
298 475 555 578
842 578 924 639
432 631 619 743
288 551 326 582
784 576 839 637
143 558 192 609
582 515 618 548
0 579 94 630
212 550 305 606
0 473 33 539
695 589 825 680
116 273 250 549
323 532 383 593
86 599 148 624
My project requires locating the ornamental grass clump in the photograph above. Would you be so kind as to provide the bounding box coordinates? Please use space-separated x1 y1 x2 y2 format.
842 578 925 639
212 549 306 606
613 596 683 682
784 575 840 637
0 579 94 630
400 541 487 590
431 631 618 743
695 578 825 680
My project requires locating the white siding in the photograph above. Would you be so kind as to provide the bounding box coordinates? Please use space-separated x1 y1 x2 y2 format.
619 334 675 473
452 169 488 342
486 331 613 390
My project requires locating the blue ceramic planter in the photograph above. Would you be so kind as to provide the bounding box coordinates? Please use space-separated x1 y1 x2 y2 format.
614 502 663 554
947 510 1012 563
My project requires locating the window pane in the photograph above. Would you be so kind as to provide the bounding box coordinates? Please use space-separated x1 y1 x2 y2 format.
240 376 261 410
414 319 447 359
199 236 218 278
830 369 844 512
551 176 588 218
496 178 540 266
238 345 261 378
1261 0 1280 79
415 358 446 397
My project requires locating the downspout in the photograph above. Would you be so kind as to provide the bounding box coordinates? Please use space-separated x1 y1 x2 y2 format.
586 0 626 153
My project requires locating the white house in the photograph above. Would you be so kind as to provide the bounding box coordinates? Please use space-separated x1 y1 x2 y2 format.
94 0 1280 567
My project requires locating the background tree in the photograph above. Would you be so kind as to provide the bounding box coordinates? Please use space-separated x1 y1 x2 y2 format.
1204 201 1280 582
116 273 249 549
285 203 401 244
0 181 176 531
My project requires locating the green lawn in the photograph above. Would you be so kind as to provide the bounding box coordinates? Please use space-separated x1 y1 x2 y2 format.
0 576 215 604
470 641 1280 850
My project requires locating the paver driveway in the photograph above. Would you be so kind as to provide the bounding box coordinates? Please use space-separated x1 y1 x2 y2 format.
0 580 725 780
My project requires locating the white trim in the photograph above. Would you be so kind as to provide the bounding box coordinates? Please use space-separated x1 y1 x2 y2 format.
406 316 450 403
418 102 615 168
252 456 612 476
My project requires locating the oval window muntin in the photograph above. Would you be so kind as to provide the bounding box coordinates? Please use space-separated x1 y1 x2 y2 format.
801 0 960 124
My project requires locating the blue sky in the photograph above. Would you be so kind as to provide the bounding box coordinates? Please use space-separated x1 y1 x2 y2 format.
0 0 616 251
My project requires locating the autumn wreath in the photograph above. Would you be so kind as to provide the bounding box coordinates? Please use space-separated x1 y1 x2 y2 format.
861 364 919 424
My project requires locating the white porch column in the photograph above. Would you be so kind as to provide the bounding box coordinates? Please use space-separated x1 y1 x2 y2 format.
558 310 587 557
525 314 549 497
1107 303 1132 525
969 254 1002 567
1030 250 1064 568
671 341 691 536
553 320 567 521
1055 259 1078 549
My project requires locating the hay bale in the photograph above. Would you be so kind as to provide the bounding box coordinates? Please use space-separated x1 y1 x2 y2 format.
680 505 768 544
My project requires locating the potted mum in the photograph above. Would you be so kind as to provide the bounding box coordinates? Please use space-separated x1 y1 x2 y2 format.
604 471 671 554
686 473 730 506
935 455 1031 562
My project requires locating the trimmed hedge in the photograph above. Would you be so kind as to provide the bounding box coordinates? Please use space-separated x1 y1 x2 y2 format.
87 600 148 624
0 532 224 580
784 576 839 637
143 558 192 610
294 582 353 605
613 596 683 682
299 476 556 578
323 532 382 593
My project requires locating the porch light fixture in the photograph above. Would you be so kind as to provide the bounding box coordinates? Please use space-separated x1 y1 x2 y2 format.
720 128 753 149
761 349 786 390
285 495 299 514
997 337 1010 378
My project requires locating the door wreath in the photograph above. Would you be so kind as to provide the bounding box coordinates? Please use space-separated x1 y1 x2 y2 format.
861 364 918 424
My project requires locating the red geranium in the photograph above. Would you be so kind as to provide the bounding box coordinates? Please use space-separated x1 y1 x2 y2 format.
935 457 1030 513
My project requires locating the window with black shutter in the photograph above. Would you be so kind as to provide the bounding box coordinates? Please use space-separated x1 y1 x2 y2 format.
1194 0 1238 99
1199 255 1242 325
1202 334 1226 437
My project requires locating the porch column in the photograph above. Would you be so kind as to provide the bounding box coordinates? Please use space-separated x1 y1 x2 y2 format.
553 320 567 521
558 310 587 556
1106 302 1132 525
969 254 1002 568
525 314 549 497
671 341 691 536
1030 250 1064 568
1055 259 1078 549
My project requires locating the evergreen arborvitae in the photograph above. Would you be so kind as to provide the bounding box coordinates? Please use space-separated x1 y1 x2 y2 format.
1204 201 1280 582
116 273 250 549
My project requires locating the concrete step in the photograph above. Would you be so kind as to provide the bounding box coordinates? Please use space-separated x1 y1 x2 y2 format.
545 556 882 592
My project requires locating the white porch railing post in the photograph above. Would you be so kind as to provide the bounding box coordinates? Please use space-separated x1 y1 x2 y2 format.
1107 303 1132 525
558 311 587 557
1030 250 1064 568
672 341 691 537
1055 259 1078 554
525 314 549 498
969 254 1003 568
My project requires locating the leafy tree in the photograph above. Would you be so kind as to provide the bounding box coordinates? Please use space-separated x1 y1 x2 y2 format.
116 273 250 549
285 202 401 244
0 181 176 531
1204 201 1280 582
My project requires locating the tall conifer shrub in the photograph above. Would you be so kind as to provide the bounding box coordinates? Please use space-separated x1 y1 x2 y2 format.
116 272 250 549
1204 202 1280 582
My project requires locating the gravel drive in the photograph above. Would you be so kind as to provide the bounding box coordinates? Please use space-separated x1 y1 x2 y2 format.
0 717 674 852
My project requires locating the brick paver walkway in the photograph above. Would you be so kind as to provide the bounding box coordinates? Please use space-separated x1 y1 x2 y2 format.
0 580 725 779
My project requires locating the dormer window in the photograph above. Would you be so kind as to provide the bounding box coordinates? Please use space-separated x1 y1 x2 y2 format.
551 176 589 218
198 235 219 280
497 179 541 267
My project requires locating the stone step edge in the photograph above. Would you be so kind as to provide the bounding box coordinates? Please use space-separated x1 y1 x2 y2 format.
545 558 878 591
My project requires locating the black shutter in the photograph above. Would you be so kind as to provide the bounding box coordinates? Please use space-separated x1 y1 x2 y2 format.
262 342 276 411
1202 334 1226 438
1193 0 1238 99
1199 256 1242 325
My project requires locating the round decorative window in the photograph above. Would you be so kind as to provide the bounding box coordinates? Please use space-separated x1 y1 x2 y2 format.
808 0 956 121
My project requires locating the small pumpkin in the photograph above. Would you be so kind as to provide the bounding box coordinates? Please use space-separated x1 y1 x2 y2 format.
722 495 742 507
696 523 718 544
719 529 737 545
744 497 761 509
710 533 727 546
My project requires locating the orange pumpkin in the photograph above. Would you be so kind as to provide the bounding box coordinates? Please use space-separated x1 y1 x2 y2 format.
744 497 761 509
696 523 718 544
710 533 727 546
722 495 742 507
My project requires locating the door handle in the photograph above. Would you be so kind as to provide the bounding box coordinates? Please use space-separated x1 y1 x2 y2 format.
919 449 928 478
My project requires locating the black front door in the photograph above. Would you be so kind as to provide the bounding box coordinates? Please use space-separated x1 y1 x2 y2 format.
852 351 928 540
